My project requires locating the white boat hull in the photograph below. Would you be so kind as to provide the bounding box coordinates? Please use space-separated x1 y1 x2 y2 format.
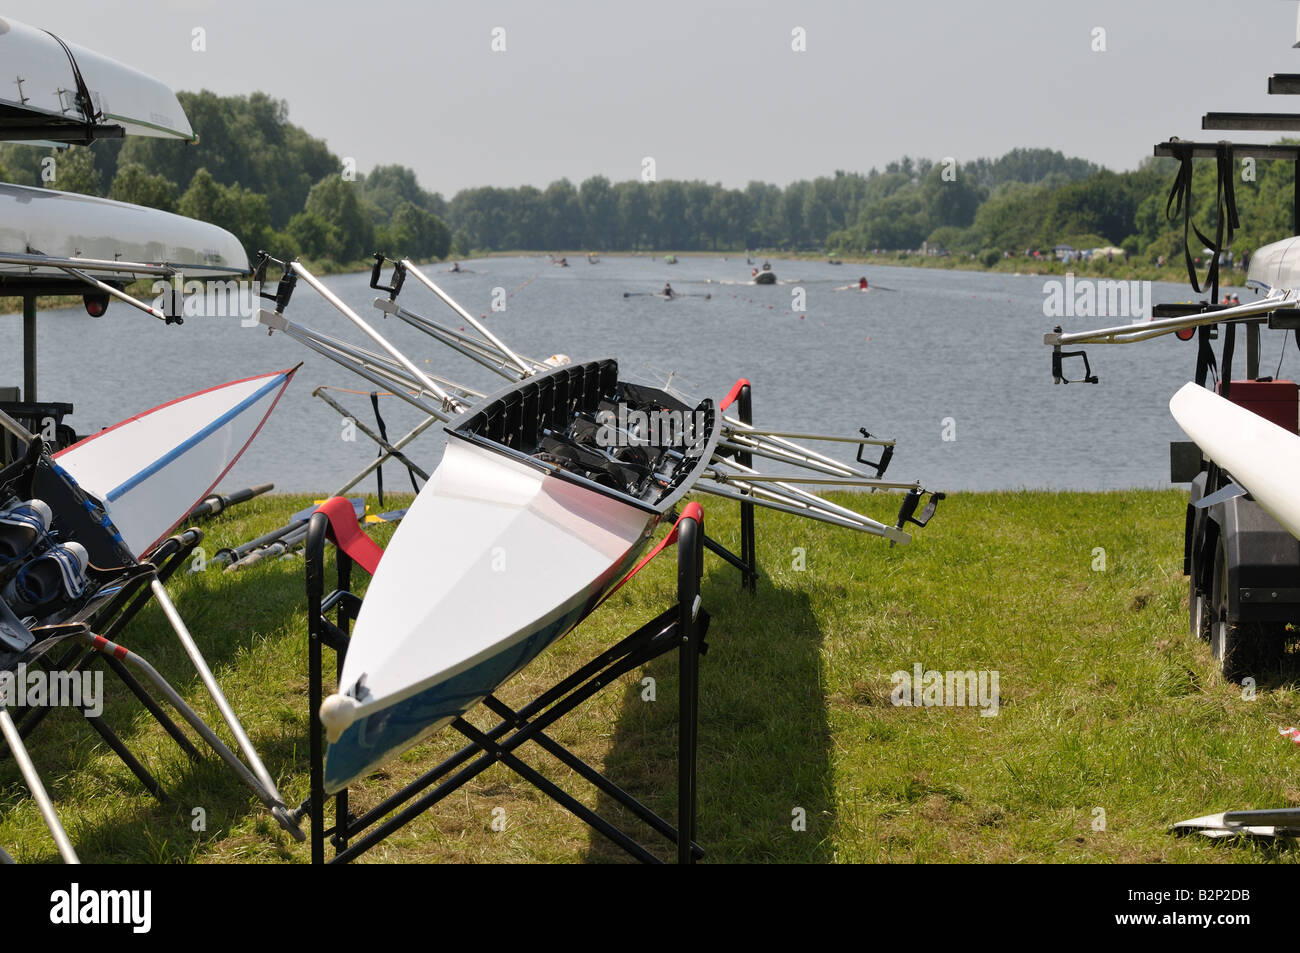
1246 236 1300 295
0 183 249 280
0 16 194 141
54 369 296 557
321 435 655 792
1170 381 1300 539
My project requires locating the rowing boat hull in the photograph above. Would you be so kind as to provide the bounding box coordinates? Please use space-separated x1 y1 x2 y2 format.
0 16 194 141
1246 236 1300 295
0 183 248 281
1170 381 1300 539
321 435 656 791
54 369 296 557
320 358 720 792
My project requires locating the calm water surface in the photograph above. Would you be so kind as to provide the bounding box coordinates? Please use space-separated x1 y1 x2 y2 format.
0 256 1261 494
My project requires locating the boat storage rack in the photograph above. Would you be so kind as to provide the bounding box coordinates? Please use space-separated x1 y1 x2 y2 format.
294 496 712 863
0 424 303 862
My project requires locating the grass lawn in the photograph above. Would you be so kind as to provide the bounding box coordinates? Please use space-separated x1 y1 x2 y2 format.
2 488 1298 863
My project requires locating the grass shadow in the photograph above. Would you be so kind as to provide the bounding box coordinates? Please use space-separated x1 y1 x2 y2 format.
581 567 835 863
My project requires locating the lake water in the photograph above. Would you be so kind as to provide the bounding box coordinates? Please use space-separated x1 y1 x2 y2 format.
0 255 1260 494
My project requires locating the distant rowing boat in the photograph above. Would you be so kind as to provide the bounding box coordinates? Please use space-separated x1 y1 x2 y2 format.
623 291 712 300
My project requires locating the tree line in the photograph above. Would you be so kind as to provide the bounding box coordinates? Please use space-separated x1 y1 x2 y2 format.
0 90 1293 270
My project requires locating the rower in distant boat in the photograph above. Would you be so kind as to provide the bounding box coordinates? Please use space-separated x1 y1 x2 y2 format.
859 277 869 291
663 283 674 298
449 262 461 273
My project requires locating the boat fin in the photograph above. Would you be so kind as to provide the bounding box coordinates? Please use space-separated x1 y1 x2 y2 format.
1192 482 1248 509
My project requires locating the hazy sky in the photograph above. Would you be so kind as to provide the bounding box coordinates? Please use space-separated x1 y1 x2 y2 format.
9 0 1300 195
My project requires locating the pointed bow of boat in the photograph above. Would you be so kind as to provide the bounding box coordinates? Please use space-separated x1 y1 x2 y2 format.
55 368 297 557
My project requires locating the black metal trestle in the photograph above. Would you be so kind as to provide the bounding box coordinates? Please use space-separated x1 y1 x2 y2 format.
299 506 711 864
3 529 207 802
706 380 758 592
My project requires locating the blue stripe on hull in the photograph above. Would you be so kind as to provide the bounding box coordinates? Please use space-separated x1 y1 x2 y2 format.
105 373 288 502
323 543 646 793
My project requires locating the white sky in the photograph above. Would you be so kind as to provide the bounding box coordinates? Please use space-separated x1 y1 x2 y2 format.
7 0 1300 195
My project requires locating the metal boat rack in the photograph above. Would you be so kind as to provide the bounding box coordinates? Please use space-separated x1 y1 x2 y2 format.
0 421 303 862
1 253 189 408
294 498 710 864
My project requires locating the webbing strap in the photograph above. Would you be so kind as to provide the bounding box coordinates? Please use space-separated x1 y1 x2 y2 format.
44 30 102 143
1195 323 1217 389
1165 141 1239 296
370 391 385 508
1221 321 1237 401
595 501 703 610
719 379 751 412
317 496 383 576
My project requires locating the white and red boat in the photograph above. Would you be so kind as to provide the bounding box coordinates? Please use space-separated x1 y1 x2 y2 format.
318 359 720 791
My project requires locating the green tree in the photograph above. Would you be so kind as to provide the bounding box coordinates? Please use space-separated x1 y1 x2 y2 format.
304 175 374 261
288 211 342 260
109 163 179 212
47 146 100 195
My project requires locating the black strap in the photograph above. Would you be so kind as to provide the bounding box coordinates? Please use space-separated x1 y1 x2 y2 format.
1195 324 1218 389
369 392 386 508
44 30 102 143
1221 322 1236 401
1164 142 1239 296
368 392 420 509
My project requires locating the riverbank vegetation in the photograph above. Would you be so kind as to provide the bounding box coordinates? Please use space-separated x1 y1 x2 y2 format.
0 91 1292 285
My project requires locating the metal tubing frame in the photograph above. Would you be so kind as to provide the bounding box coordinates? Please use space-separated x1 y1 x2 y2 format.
290 261 467 413
0 705 79 863
329 413 442 498
302 508 710 864
310 388 432 483
374 298 533 383
1045 291 1296 348
399 259 534 377
258 309 452 422
737 384 757 591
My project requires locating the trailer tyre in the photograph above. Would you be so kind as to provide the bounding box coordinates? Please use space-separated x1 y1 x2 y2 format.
1211 538 1286 682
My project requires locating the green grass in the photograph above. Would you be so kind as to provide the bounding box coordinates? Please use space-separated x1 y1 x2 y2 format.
2 489 1298 863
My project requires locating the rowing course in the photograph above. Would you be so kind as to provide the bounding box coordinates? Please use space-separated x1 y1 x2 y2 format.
0 255 1240 492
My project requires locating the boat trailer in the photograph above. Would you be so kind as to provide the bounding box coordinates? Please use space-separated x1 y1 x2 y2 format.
1046 71 1300 839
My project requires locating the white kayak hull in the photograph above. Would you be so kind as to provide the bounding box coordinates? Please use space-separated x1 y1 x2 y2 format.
0 183 249 280
1170 381 1300 539
321 435 656 792
54 369 296 557
0 16 194 141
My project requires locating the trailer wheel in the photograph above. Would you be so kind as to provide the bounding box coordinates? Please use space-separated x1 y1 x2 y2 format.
1211 538 1285 682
